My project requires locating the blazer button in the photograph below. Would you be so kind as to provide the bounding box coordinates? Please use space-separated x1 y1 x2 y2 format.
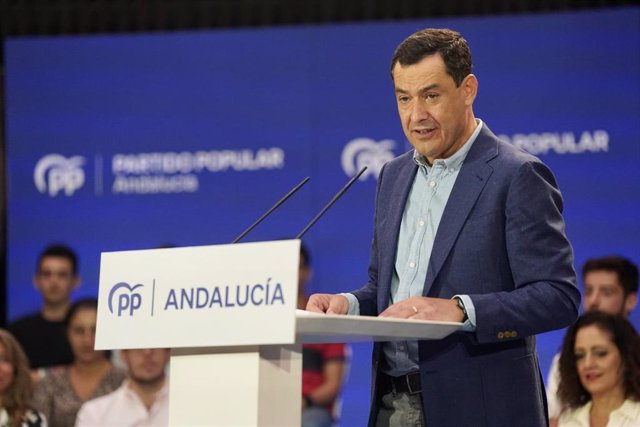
497 332 504 339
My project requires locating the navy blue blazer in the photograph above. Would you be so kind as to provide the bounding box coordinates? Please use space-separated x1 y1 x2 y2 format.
352 125 580 427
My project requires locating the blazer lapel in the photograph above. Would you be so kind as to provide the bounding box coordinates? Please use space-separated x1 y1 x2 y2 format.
378 155 417 309
423 127 498 295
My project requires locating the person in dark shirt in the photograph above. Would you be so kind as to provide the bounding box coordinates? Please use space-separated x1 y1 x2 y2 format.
8 244 79 372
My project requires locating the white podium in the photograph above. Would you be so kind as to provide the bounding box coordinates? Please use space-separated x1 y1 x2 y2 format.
167 311 460 426
94 241 461 426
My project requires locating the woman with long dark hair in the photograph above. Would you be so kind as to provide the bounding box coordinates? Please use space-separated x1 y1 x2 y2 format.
557 311 640 426
0 329 46 427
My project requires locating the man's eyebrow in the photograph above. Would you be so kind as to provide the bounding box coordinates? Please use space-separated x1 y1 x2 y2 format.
394 83 441 94
419 84 440 93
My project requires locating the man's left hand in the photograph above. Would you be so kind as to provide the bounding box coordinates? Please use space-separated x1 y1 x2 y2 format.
379 296 464 322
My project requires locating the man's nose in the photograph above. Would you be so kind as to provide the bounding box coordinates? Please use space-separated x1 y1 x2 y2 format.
411 99 431 122
585 293 600 311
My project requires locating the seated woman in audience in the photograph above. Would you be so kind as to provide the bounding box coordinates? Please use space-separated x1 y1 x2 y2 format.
0 329 46 426
557 311 640 426
33 299 126 427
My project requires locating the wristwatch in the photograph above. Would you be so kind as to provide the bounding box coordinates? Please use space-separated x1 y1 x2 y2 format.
453 297 469 323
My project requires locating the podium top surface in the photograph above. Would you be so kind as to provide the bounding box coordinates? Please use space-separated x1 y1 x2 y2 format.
296 309 462 344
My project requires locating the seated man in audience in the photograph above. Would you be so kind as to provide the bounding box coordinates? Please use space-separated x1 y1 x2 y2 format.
75 348 170 427
9 244 79 372
297 245 347 427
546 255 638 425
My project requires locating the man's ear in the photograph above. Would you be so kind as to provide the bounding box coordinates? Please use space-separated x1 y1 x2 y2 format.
624 292 638 316
462 73 478 106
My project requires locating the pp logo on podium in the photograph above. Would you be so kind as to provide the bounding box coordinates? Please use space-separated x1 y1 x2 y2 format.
108 282 144 316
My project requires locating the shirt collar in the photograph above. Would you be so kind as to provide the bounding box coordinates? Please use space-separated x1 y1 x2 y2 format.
123 379 170 402
564 399 640 423
412 118 483 171
615 399 640 420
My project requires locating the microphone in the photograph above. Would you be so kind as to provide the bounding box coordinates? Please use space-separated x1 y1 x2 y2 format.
231 177 310 243
295 166 367 239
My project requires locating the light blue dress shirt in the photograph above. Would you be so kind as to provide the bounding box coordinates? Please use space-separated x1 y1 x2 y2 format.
344 120 483 376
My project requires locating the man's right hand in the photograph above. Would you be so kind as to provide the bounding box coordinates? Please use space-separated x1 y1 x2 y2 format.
306 293 349 315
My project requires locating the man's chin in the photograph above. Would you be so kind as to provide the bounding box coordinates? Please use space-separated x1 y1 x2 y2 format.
131 373 165 387
409 139 436 154
44 298 67 308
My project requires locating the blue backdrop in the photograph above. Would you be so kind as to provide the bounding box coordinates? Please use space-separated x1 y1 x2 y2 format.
5 8 639 425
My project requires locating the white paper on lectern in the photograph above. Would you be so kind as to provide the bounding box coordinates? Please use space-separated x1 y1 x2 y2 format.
296 309 461 343
95 240 300 350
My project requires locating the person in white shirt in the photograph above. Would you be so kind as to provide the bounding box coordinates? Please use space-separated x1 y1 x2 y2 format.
556 312 640 426
547 256 638 426
75 348 170 427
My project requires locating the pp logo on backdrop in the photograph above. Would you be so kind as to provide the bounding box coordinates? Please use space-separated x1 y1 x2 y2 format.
341 138 396 180
34 154 86 196
108 282 144 316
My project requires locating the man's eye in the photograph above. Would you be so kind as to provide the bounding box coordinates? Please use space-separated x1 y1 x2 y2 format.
398 96 410 104
39 270 71 279
425 93 439 101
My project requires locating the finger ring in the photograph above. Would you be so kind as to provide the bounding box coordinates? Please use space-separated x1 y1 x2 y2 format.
412 306 418 314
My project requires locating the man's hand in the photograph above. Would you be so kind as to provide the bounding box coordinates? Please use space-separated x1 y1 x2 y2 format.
306 293 349 315
380 296 464 322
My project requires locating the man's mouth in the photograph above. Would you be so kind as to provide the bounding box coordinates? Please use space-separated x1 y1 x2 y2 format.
413 127 436 137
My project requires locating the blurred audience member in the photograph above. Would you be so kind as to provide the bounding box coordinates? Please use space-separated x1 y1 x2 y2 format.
0 329 46 426
581 257 638 315
547 256 638 424
557 312 640 426
298 245 346 427
9 244 79 372
75 349 170 427
33 299 125 427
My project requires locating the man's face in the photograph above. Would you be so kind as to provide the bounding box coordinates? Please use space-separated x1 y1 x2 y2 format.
392 53 477 164
34 256 78 306
583 270 637 316
122 348 170 386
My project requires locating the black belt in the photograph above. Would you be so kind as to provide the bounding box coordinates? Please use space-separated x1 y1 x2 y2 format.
379 372 422 395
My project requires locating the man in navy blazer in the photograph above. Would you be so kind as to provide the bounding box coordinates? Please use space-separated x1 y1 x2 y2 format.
307 28 580 426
